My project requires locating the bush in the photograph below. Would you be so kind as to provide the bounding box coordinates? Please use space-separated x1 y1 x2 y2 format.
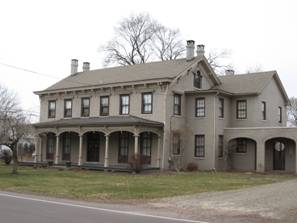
129 153 144 173
186 162 198 172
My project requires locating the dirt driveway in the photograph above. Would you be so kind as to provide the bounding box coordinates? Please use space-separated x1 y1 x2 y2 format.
147 179 297 223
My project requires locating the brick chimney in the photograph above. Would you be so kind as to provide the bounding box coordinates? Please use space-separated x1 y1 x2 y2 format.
186 40 195 61
225 69 235 75
83 62 90 72
71 59 78 74
196 44 205 56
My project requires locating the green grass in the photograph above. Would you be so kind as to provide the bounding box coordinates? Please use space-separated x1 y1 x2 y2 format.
0 163 295 201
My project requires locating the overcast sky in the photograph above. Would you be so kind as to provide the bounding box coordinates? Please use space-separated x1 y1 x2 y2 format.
0 0 296 120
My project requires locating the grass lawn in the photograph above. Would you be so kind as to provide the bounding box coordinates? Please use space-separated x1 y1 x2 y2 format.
0 163 295 201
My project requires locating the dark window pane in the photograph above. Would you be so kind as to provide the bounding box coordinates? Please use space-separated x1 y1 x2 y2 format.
195 135 205 157
196 98 205 117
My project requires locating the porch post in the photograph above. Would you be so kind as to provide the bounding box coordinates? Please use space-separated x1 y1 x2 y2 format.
256 141 265 172
134 134 139 155
54 134 60 164
78 134 83 166
157 135 161 168
104 134 109 168
34 135 40 163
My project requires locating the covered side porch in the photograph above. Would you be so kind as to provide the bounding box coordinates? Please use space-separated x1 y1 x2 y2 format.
224 127 297 174
33 116 163 170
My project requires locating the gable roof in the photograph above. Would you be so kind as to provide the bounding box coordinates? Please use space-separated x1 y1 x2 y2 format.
218 71 290 105
36 58 200 94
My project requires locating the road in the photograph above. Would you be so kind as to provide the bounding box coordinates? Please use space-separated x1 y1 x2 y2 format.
0 192 207 223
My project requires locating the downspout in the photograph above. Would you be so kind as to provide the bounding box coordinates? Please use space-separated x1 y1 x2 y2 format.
213 91 219 170
162 83 170 170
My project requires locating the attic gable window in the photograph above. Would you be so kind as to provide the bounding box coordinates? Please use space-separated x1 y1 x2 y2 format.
193 71 202 88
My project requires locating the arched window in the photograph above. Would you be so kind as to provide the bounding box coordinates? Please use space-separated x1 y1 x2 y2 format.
193 71 202 88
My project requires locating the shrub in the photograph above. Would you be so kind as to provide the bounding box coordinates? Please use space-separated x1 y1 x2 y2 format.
129 153 144 173
186 162 198 172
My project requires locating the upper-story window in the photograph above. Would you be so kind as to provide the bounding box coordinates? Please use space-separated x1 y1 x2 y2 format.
120 95 130 115
64 99 72 118
100 96 109 116
261 101 266 120
48 100 56 119
236 100 247 119
142 92 153 114
193 71 202 88
173 94 181 115
81 97 90 117
278 106 282 123
195 97 205 117
219 98 224 118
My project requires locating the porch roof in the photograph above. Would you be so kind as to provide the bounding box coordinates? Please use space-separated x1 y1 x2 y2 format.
33 115 163 128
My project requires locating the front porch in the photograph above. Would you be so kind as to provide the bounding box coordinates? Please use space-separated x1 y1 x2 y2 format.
225 127 297 174
33 116 163 170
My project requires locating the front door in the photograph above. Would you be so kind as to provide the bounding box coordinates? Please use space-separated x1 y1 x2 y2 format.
86 133 100 162
273 142 285 170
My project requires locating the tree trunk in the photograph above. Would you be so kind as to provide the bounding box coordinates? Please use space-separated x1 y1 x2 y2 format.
11 144 18 175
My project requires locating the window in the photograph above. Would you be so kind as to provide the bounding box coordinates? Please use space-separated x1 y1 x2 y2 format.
194 135 205 157
46 133 55 160
81 97 90 117
140 132 152 164
172 133 181 155
218 135 224 158
219 98 224 118
278 106 282 123
120 95 130 115
236 138 247 153
173 94 181 115
195 98 205 117
142 92 153 114
64 99 72 118
193 71 202 88
236 100 247 119
48 100 56 118
62 133 71 161
261 101 266 120
100 96 109 116
118 132 129 163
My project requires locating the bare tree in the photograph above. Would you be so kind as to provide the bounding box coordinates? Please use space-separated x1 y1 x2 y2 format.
207 49 233 74
152 24 185 61
288 97 297 126
0 85 30 174
246 64 263 73
101 13 185 66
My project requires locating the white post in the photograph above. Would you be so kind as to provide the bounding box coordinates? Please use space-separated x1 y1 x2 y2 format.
256 141 265 172
34 136 40 163
55 134 60 165
134 134 139 156
104 134 109 168
157 135 161 168
78 134 83 166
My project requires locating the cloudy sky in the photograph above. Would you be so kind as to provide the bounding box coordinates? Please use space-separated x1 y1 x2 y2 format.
0 0 296 120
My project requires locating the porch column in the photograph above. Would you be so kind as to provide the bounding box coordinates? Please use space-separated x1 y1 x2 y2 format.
104 134 109 168
34 135 40 163
54 134 60 164
157 135 161 168
134 134 139 155
78 134 83 166
256 141 265 172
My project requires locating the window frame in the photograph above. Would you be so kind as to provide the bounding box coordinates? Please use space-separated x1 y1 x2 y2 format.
141 92 153 114
218 98 224 118
62 133 71 161
194 135 205 157
64 99 72 118
140 132 152 164
218 135 224 158
173 94 182 115
46 133 55 160
172 133 181 155
278 106 282 123
261 101 266 120
236 138 247 153
48 100 56 119
81 97 90 117
193 71 202 88
118 132 130 163
100 96 109 116
195 97 205 117
120 94 130 115
236 100 247 119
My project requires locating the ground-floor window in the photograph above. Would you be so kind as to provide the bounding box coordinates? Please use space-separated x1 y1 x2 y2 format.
194 135 205 157
46 133 55 160
140 132 152 164
62 133 71 161
236 138 247 153
118 132 130 163
172 133 181 155
218 135 224 158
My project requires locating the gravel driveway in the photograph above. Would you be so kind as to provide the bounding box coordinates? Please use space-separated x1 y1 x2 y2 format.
147 179 297 223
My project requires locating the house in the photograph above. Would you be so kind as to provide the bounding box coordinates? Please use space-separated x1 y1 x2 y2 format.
33 40 297 173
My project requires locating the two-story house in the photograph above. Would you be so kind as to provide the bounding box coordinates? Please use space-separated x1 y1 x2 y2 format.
33 40 297 173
